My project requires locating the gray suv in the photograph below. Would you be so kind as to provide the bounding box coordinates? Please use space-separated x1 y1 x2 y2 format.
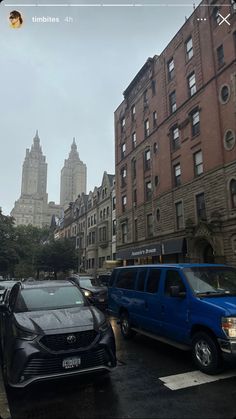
0 280 116 388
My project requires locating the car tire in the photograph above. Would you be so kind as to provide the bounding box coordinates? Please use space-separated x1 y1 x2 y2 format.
120 312 135 340
192 331 222 375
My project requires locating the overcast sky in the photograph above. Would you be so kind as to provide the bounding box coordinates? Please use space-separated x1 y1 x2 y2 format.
0 0 201 216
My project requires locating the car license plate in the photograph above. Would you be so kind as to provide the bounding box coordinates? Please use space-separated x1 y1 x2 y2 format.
99 298 105 302
62 357 81 369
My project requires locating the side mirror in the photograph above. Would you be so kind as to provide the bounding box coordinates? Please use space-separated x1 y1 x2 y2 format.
170 285 186 298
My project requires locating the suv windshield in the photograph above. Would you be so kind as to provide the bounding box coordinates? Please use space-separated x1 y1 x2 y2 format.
184 266 236 296
79 277 103 288
14 285 85 312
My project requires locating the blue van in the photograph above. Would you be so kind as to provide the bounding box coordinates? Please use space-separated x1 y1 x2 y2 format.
108 264 236 374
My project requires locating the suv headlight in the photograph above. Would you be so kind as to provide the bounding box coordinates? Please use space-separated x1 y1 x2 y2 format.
222 317 236 338
13 325 38 341
83 289 92 298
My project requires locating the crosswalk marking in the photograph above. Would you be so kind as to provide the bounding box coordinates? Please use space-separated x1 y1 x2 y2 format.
159 369 236 391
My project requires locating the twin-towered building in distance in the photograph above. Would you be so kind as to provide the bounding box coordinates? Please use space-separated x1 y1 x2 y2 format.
11 131 87 227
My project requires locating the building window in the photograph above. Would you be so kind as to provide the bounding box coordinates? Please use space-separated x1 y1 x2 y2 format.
156 208 160 222
133 188 137 208
224 130 235 151
131 105 136 121
230 179 236 209
169 91 176 113
121 117 125 132
145 181 152 200
143 89 148 105
175 201 184 230
194 150 203 176
144 119 150 138
112 219 116 236
171 126 180 151
112 196 116 210
196 193 206 221
131 158 136 180
174 163 181 187
99 226 107 242
151 79 156 95
121 166 127 188
121 142 126 159
191 109 200 136
167 58 174 81
186 37 193 60
146 214 153 237
121 222 128 243
144 149 151 170
212 6 221 24
134 219 138 241
217 44 224 67
153 142 158 153
122 195 127 212
132 132 137 149
154 175 159 187
188 72 196 97
220 85 230 104
153 111 157 128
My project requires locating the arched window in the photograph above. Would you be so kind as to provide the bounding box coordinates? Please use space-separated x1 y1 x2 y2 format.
230 179 236 208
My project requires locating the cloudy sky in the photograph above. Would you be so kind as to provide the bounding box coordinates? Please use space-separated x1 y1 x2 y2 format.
0 0 201 215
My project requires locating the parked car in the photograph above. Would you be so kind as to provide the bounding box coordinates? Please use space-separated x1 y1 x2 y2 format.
108 263 236 374
97 274 111 287
68 275 108 310
0 280 116 388
0 280 19 303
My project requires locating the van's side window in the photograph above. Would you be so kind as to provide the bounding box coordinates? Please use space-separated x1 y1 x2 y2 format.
116 269 137 290
136 270 146 291
164 270 186 296
146 269 161 293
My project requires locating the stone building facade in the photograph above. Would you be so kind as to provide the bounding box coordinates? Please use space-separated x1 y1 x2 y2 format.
60 139 87 209
115 0 236 267
55 172 116 276
11 131 62 227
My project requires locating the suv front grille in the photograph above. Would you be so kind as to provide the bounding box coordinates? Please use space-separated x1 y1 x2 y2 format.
23 348 109 379
40 330 98 352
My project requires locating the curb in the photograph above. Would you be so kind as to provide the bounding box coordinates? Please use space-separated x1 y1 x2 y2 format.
0 369 11 419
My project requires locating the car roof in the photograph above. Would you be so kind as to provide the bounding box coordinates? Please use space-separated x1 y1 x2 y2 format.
113 263 229 270
21 280 77 289
0 280 19 288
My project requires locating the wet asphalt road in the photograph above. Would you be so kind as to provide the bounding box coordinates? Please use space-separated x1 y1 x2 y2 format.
6 317 236 419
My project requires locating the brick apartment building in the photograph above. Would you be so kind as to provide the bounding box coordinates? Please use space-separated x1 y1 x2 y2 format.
115 0 236 267
54 172 116 276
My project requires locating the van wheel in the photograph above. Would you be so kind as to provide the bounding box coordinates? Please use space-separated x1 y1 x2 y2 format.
192 332 222 375
120 312 135 339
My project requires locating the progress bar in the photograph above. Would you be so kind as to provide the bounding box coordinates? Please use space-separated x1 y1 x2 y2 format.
3 3 233 7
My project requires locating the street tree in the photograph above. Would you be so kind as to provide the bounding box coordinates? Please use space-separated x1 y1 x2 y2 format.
0 209 18 277
36 238 77 279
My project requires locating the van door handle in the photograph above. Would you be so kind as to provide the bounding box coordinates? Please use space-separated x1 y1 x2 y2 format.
161 305 165 314
145 301 148 309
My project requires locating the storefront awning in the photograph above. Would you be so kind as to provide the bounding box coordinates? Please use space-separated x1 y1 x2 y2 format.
116 238 186 260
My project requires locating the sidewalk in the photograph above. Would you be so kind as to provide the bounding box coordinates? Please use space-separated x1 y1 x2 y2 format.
0 368 11 419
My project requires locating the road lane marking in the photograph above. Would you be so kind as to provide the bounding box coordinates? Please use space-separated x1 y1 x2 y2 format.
159 369 236 391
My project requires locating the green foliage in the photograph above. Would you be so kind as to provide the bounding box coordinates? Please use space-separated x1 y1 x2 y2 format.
36 238 77 279
0 210 18 276
0 209 76 279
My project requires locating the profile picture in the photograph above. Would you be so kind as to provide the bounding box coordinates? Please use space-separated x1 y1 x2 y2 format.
9 10 23 29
